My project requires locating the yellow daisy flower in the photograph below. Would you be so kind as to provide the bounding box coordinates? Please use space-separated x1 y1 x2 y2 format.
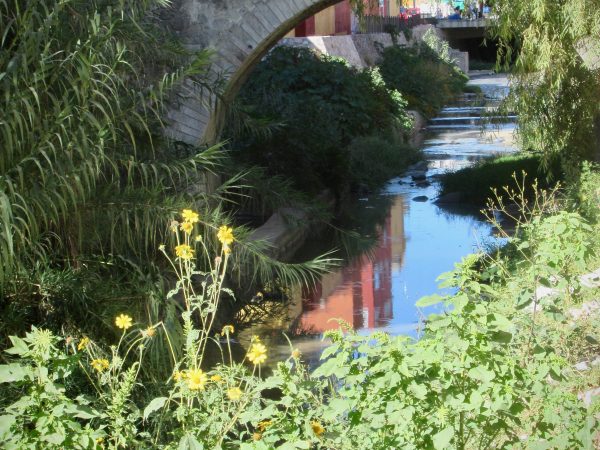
217 225 234 246
175 244 194 260
173 370 186 382
258 420 272 432
91 358 110 372
180 222 193 234
210 374 222 382
247 342 267 365
187 368 207 390
143 326 156 338
77 337 90 351
311 421 325 436
181 209 199 223
291 348 301 359
115 314 133 330
227 387 243 401
221 325 234 335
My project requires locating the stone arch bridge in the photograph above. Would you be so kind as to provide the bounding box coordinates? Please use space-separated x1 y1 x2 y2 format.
161 0 346 145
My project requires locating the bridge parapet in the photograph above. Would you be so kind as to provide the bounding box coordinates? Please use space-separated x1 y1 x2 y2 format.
436 18 489 29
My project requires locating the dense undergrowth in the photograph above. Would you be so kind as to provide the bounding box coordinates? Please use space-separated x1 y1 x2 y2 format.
0 0 335 384
378 30 469 117
1 173 600 448
227 46 417 197
2 0 600 448
439 153 563 205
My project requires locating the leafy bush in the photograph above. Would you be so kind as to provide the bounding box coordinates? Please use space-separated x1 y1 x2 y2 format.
1 205 599 448
378 31 468 117
229 46 414 195
348 135 421 191
439 153 562 205
570 162 600 223
0 0 219 351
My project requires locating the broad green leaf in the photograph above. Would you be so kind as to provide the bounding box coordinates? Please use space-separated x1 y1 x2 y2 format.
468 366 495 384
432 426 454 449
143 397 168 421
408 382 427 400
0 364 32 383
5 337 28 356
0 415 15 438
179 433 204 450
416 294 444 307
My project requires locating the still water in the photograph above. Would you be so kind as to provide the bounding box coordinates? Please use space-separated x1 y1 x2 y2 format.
243 75 516 365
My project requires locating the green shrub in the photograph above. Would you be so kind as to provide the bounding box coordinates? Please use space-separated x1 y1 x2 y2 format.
348 135 420 191
1 206 599 448
570 162 600 223
378 31 468 117
439 153 562 205
229 46 413 195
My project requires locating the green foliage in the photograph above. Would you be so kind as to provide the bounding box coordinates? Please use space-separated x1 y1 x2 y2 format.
348 135 421 191
492 0 600 165
1 198 598 448
439 153 562 205
0 328 102 448
0 0 220 344
569 162 600 223
379 31 468 117
229 46 414 195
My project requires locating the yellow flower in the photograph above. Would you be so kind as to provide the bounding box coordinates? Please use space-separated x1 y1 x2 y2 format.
252 432 262 441
143 326 156 338
227 387 243 401
91 358 110 372
158 244 165 252
180 221 193 234
175 244 194 260
210 374 222 382
173 370 186 382
311 421 325 436
217 225 234 246
115 314 133 330
247 342 267 365
221 325 234 335
181 209 199 223
292 348 301 360
77 337 90 351
194 235 202 242
258 420 272 432
223 244 232 255
187 368 207 390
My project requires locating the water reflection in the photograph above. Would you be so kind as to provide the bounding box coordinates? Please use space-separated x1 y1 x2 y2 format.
241 75 516 365
299 196 405 334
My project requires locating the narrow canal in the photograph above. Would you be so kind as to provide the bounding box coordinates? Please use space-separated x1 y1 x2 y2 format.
244 74 516 366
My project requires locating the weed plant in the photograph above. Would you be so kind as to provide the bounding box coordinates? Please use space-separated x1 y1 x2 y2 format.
379 30 468 117
1 190 599 448
439 154 562 205
228 46 415 196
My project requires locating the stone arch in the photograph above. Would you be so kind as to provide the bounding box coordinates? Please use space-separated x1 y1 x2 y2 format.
162 0 346 144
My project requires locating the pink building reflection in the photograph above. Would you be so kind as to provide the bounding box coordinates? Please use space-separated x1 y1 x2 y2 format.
299 196 406 333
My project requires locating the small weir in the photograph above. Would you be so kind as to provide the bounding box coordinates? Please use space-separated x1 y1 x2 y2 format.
242 74 517 365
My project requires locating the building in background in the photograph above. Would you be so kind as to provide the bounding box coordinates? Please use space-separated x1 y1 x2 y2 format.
286 0 453 38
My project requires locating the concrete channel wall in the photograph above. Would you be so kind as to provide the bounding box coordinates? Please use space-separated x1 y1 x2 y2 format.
278 25 469 72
